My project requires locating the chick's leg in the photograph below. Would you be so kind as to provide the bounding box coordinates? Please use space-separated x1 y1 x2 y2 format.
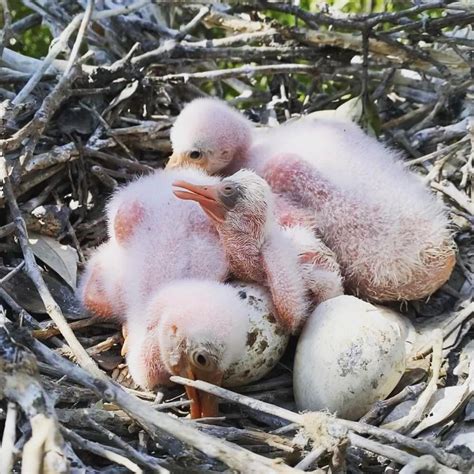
283 225 344 304
262 231 311 335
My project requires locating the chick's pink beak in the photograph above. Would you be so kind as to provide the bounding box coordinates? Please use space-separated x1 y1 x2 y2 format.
173 180 226 223
176 359 224 419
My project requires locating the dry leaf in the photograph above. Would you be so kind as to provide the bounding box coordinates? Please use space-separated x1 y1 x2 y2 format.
29 233 78 289
411 385 470 436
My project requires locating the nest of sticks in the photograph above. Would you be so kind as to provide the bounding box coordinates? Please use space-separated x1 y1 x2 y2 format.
0 1 473 472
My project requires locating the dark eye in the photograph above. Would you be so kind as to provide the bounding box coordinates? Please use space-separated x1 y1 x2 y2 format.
192 351 210 369
222 183 236 195
189 150 202 160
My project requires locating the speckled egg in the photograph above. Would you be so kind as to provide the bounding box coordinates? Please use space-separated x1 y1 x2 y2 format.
294 295 410 420
223 282 289 387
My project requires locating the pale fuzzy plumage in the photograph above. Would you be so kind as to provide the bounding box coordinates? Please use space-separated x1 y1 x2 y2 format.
282 225 344 301
216 169 273 282
171 98 252 174
126 280 249 389
106 167 229 315
169 98 455 301
77 240 126 319
212 170 342 333
264 154 454 299
79 167 229 320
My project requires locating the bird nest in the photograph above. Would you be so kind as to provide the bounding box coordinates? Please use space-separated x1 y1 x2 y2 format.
0 1 472 472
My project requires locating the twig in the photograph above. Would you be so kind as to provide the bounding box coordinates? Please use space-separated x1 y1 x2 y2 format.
431 180 474 215
294 446 326 471
0 155 103 378
64 0 94 76
61 426 144 474
382 330 443 434
0 0 12 59
86 416 168 473
348 434 459 474
176 5 210 40
0 325 70 473
0 402 18 474
32 318 100 340
400 455 454 474
404 137 469 167
171 376 468 471
12 0 152 106
0 261 25 287
413 302 474 359
1 62 85 155
360 382 427 425
154 64 320 83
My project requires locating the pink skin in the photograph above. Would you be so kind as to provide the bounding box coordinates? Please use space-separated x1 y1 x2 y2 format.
167 98 455 301
173 169 343 334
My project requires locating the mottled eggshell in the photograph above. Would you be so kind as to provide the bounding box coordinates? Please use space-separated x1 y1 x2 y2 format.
223 282 289 387
294 295 409 420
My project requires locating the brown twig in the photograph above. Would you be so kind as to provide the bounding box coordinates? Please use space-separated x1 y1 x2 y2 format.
0 155 102 377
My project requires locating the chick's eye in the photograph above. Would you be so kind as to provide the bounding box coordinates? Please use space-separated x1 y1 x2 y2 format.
192 351 210 369
222 183 236 195
189 150 202 160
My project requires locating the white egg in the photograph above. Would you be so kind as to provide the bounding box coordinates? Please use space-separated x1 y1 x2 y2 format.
294 295 411 420
223 282 289 387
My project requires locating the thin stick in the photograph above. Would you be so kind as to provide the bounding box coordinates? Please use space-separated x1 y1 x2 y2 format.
348 434 459 474
154 64 319 82
404 137 469 167
0 261 25 287
0 0 12 59
0 156 102 378
0 402 18 474
62 426 143 474
382 330 443 433
86 416 168 473
170 375 302 424
13 0 152 105
64 0 94 76
414 302 474 359
294 446 326 471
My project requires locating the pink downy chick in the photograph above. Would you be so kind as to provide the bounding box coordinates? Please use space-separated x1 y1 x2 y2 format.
79 167 229 321
167 98 455 302
126 279 250 418
173 169 343 333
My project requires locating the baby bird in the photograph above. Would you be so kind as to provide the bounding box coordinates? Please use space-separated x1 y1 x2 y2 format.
126 279 289 418
168 98 455 302
79 167 229 321
81 167 340 335
173 169 344 333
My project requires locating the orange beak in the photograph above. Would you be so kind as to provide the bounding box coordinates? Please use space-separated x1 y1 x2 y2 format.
176 360 224 419
173 180 226 223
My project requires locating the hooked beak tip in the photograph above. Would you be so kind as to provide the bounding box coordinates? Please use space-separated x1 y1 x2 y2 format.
179 364 224 419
